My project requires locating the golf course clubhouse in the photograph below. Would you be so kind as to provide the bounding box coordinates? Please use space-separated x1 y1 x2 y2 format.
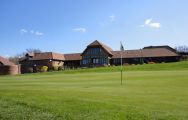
19 40 180 73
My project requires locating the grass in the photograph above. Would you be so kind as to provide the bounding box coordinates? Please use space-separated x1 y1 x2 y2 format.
61 61 188 74
0 61 188 120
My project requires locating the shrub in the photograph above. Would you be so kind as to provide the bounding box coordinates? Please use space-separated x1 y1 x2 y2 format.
148 61 155 64
53 66 59 71
123 63 129 66
58 66 63 71
27 67 33 73
40 66 48 72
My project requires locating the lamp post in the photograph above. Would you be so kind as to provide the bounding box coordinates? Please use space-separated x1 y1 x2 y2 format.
34 64 37 73
49 59 52 70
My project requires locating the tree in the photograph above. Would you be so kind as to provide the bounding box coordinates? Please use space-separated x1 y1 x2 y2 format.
26 48 42 53
8 48 42 65
175 46 188 53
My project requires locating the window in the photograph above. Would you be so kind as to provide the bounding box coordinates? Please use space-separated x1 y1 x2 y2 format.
82 59 88 65
92 58 99 64
96 59 99 63
114 58 121 64
82 47 109 65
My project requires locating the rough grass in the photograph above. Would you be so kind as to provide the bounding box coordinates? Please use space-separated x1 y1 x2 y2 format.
62 61 188 74
0 61 188 120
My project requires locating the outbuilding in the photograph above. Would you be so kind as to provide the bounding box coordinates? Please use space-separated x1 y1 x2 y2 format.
0 56 20 75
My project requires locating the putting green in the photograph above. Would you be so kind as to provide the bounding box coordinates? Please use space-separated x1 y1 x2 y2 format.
0 70 188 120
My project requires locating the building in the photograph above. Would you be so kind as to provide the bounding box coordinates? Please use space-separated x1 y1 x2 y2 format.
81 40 113 67
19 40 180 73
64 53 82 69
0 56 20 75
19 52 64 73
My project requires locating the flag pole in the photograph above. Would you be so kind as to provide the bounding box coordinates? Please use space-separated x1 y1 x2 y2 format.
120 41 124 85
121 51 123 85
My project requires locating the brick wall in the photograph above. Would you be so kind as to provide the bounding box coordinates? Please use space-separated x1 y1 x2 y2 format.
0 65 20 75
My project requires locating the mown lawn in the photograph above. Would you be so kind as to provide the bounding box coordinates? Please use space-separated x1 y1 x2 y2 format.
0 62 188 120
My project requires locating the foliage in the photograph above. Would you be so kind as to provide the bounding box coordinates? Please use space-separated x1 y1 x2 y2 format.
8 48 42 65
40 66 48 72
53 66 59 71
27 67 33 73
26 48 42 53
147 61 155 64
58 66 63 71
175 45 188 53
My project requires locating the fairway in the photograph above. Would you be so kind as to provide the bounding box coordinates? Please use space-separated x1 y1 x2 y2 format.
0 70 188 120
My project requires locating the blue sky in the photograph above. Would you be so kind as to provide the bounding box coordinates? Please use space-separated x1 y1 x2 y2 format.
0 0 188 57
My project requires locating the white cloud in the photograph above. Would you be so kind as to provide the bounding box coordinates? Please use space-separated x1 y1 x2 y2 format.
30 30 34 34
35 31 44 36
109 15 115 22
72 27 86 33
20 29 44 36
20 29 27 34
99 15 116 27
142 18 161 28
149 22 161 28
145 18 152 25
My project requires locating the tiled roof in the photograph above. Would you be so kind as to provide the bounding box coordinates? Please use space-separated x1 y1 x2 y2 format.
112 48 179 58
64 53 82 61
32 52 65 60
22 52 81 61
84 40 113 55
19 42 179 62
0 56 15 66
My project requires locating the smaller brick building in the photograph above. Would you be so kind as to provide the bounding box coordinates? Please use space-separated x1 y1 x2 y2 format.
19 52 64 73
0 56 20 75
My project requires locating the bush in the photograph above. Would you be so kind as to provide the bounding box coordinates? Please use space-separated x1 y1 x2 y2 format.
53 66 59 71
27 67 33 73
148 61 155 64
58 66 63 71
40 66 48 72
123 63 129 66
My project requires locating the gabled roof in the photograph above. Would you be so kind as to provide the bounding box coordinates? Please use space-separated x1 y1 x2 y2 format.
143 45 177 53
32 52 65 60
64 53 82 61
0 56 15 66
82 40 113 55
112 48 179 58
142 48 179 57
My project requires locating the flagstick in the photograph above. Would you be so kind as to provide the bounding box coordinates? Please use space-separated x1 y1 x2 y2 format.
121 51 123 85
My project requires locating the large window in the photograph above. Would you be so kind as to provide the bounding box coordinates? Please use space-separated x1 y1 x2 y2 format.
82 59 89 65
113 58 121 64
82 47 109 65
85 48 100 55
92 58 99 64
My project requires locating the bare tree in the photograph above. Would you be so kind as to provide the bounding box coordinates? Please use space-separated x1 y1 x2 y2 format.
26 48 42 53
8 48 42 65
175 46 188 53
